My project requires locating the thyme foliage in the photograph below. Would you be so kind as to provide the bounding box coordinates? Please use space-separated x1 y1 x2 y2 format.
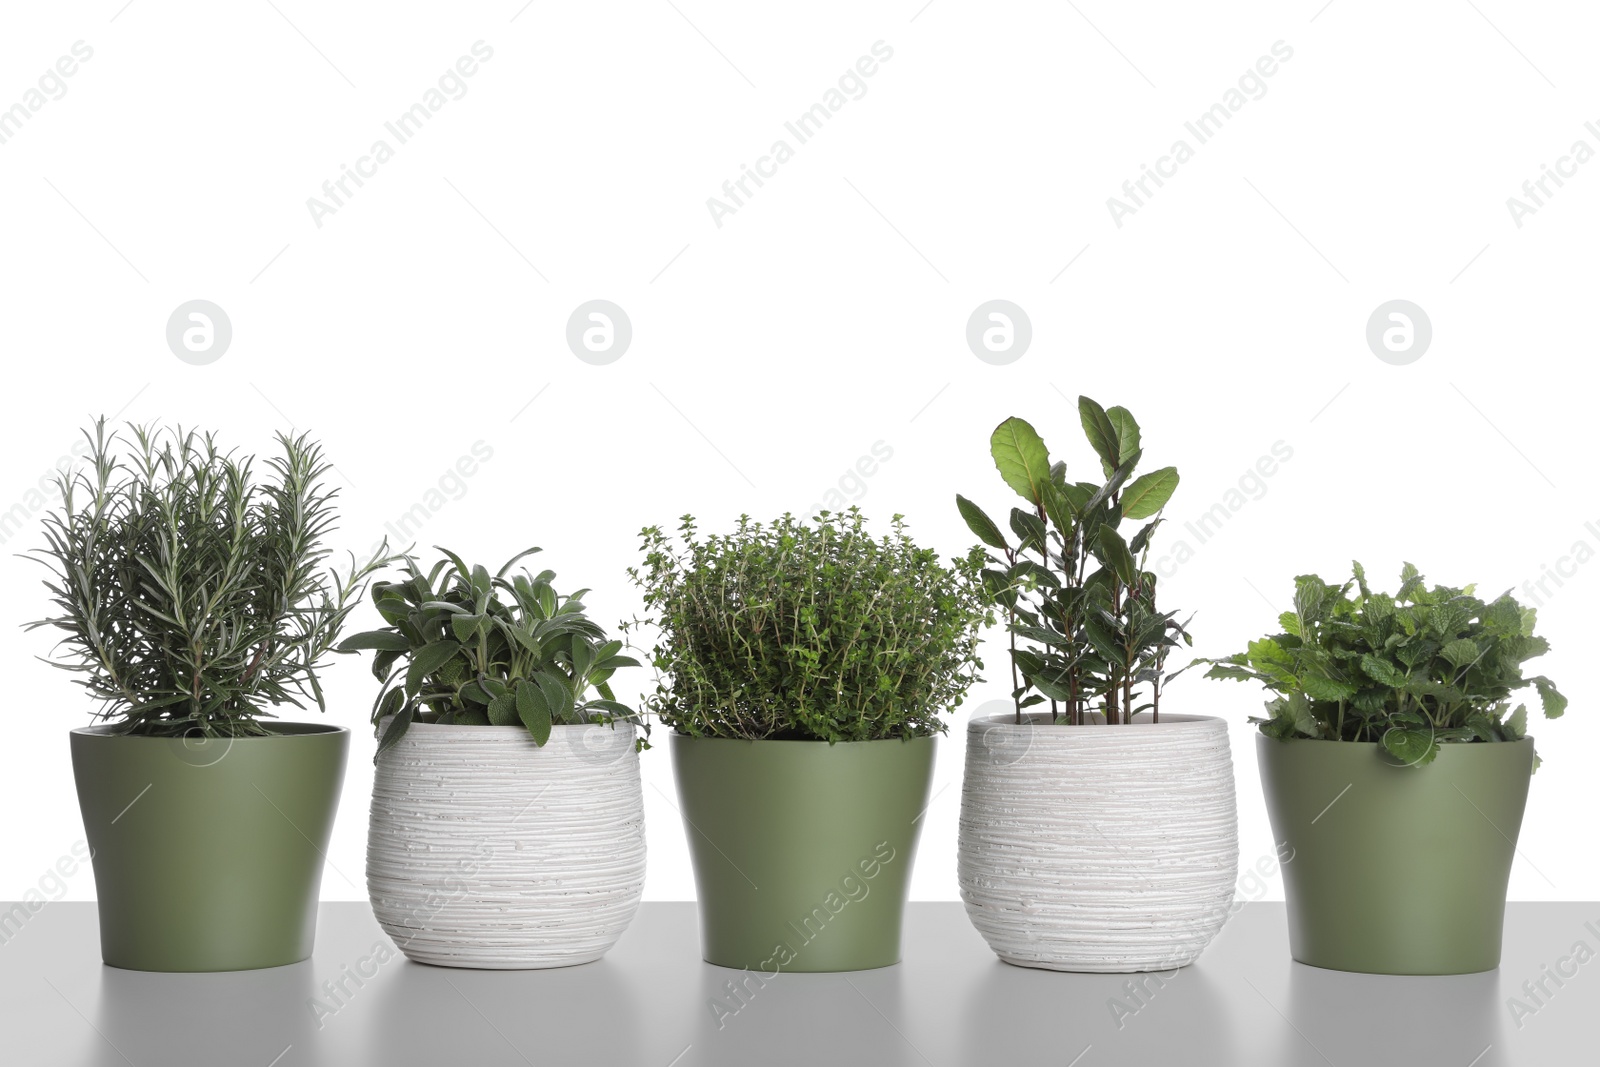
626 509 991 742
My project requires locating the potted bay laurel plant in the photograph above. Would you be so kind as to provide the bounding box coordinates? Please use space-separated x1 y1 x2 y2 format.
953 398 1239 973
29 420 392 971
1200 562 1565 974
339 547 646 969
627 508 990 972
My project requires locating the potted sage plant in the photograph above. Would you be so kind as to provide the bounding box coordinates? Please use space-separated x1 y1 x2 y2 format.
1200 563 1565 974
30 420 393 971
627 508 990 972
340 548 646 969
953 398 1239 973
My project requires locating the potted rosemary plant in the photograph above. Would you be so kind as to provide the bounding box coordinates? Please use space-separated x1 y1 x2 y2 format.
1201 563 1565 974
340 548 646 969
29 420 391 971
953 398 1239 972
627 509 990 972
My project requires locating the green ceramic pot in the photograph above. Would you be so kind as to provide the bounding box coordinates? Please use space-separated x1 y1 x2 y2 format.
1257 732 1534 974
670 733 935 972
70 722 349 972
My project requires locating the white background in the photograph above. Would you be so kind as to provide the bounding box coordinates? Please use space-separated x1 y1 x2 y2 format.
1 0 1595 906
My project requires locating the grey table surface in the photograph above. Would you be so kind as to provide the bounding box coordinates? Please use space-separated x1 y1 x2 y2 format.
1 901 1594 1066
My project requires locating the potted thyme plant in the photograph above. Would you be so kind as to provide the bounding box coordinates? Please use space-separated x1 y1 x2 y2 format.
627 508 990 972
953 398 1239 972
339 548 646 968
1200 563 1565 974
29 420 392 971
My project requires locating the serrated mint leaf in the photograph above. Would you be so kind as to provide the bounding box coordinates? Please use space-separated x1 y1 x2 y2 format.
1504 704 1528 739
1300 675 1357 703
1532 676 1566 719
1440 638 1480 670
1360 654 1405 687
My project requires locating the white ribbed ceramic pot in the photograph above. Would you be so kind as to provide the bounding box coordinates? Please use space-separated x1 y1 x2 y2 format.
367 720 645 969
958 712 1238 972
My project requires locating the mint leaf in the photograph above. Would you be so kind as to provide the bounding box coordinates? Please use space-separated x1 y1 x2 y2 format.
1440 638 1480 671
1382 727 1438 766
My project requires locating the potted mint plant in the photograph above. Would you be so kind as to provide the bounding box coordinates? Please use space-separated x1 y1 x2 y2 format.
954 398 1239 973
1200 563 1565 974
29 420 392 971
339 548 646 969
627 509 990 972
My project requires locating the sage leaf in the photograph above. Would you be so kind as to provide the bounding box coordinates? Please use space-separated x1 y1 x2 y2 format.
516 678 553 746
338 630 412 652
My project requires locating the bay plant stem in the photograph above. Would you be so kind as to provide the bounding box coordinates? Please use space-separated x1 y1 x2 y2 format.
956 396 1192 725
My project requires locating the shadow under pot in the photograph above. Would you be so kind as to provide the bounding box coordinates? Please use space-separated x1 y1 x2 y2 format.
958 713 1239 972
70 722 349 972
670 733 935 972
367 720 645 969
1257 732 1534 975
